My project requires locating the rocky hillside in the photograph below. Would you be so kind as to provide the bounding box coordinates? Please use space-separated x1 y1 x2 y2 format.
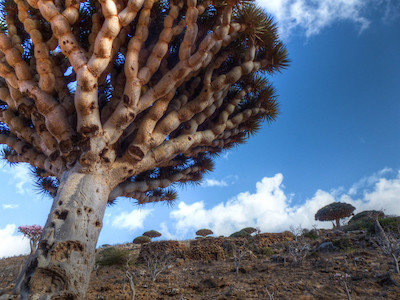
1 229 400 299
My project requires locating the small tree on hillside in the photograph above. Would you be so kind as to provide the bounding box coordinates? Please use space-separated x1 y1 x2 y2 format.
133 235 152 245
349 210 384 224
241 227 257 235
18 225 43 254
141 243 172 282
0 0 288 297
196 228 213 238
143 230 162 240
96 247 136 299
374 219 400 274
289 224 303 242
315 202 355 228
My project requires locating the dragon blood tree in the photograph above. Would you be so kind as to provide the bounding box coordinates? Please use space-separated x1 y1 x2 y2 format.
0 0 288 297
315 202 356 228
18 225 43 254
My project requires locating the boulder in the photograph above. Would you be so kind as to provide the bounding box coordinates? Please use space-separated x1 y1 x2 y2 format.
317 241 336 252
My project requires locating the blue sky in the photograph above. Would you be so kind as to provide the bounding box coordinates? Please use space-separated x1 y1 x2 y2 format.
1 0 400 257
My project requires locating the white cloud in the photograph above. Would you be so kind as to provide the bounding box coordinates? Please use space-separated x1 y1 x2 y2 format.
2 204 19 209
112 208 153 231
341 170 400 215
0 224 30 258
258 0 371 37
202 179 228 187
348 167 394 195
170 169 400 237
201 175 238 187
1 164 32 195
159 222 178 240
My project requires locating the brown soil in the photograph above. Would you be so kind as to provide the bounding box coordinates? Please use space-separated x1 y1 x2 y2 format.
1 230 399 299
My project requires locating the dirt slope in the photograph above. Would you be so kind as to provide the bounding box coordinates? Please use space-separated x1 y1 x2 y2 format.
1 231 399 299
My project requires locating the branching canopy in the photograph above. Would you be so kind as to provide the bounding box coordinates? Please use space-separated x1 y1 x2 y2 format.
0 0 288 205
315 202 356 223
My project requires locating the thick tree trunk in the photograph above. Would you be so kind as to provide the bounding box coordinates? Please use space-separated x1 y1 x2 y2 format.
29 240 35 255
335 219 340 228
14 167 111 299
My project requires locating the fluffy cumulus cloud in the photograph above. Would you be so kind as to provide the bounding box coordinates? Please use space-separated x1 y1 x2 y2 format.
0 224 30 258
112 208 153 230
169 169 400 237
171 174 333 237
1 163 32 195
258 0 371 37
341 170 400 215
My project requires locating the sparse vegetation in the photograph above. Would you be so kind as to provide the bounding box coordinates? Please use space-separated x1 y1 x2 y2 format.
230 239 249 275
374 219 400 274
133 236 152 245
344 212 400 234
241 227 258 235
230 229 252 238
141 244 172 282
349 210 385 223
333 237 355 252
287 240 311 266
96 248 131 268
302 229 318 240
1 221 400 298
289 224 303 242
258 247 275 256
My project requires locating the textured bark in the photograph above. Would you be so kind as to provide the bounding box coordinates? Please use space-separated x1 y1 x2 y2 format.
335 219 340 228
14 167 111 299
0 1 288 297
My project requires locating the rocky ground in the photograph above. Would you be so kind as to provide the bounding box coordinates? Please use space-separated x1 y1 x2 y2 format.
1 230 400 299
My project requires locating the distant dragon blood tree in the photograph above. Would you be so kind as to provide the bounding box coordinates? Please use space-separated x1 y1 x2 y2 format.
143 229 162 239
0 0 288 298
196 228 213 237
315 202 356 228
18 225 43 254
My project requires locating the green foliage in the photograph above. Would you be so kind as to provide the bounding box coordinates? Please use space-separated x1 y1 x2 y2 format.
196 229 214 237
133 235 152 244
344 219 375 233
258 246 275 256
241 227 257 235
332 237 354 252
344 216 400 234
349 210 384 223
302 229 318 240
96 247 131 268
230 230 251 238
378 216 400 233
